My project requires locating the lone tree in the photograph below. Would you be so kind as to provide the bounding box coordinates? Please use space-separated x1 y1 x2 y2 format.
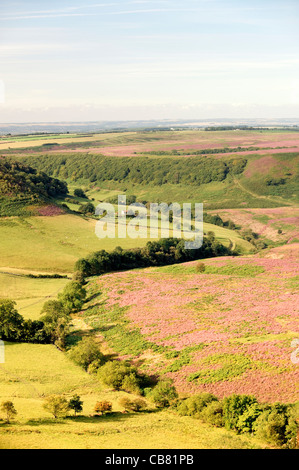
68 395 83 416
0 400 17 423
43 395 69 419
94 400 112 416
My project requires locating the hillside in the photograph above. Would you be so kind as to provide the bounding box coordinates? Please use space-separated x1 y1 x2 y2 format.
6 128 298 209
80 245 299 404
0 158 68 216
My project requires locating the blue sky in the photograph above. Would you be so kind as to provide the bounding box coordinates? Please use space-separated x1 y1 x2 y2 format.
0 0 299 122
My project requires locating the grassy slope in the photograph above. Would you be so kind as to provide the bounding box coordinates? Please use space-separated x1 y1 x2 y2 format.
0 342 269 449
0 214 253 273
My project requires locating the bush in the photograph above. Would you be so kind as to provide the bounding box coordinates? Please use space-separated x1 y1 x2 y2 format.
195 262 206 273
68 337 105 370
200 400 224 427
222 394 258 432
58 281 86 313
253 404 291 447
94 400 112 415
121 373 142 394
147 380 178 408
72 271 86 285
119 397 147 412
176 393 218 417
97 360 140 391
79 202 95 215
74 188 87 198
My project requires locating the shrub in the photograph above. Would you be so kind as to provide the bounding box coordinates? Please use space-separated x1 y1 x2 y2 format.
200 400 224 427
58 281 86 313
119 397 147 412
121 373 142 394
195 262 206 273
94 400 112 415
222 394 258 432
176 393 218 417
236 402 263 433
74 188 87 198
87 358 105 375
72 271 86 285
79 202 95 215
147 379 178 408
68 337 105 370
253 404 291 446
97 360 140 391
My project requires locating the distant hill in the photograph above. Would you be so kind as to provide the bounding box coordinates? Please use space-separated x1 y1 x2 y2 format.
0 157 68 216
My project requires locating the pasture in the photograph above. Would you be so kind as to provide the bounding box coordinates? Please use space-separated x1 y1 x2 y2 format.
0 342 269 449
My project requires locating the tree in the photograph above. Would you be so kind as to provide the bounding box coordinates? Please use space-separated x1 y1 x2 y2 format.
79 202 95 215
119 397 147 412
0 299 23 341
97 360 139 391
222 394 257 432
1 400 17 423
43 395 69 419
58 282 86 313
94 401 112 415
176 393 218 417
74 188 87 198
40 300 70 349
72 270 86 285
68 395 83 416
148 380 178 408
68 337 105 370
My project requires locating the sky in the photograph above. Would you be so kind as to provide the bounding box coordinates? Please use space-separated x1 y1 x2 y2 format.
0 0 299 122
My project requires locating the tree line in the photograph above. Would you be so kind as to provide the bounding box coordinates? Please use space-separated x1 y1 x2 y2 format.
74 235 234 278
19 153 247 186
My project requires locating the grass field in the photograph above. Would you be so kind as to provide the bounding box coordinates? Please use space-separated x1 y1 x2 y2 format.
0 342 270 449
0 213 253 273
0 273 69 320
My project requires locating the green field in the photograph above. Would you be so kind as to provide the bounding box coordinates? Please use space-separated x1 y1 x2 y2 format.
0 213 253 273
0 342 270 449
